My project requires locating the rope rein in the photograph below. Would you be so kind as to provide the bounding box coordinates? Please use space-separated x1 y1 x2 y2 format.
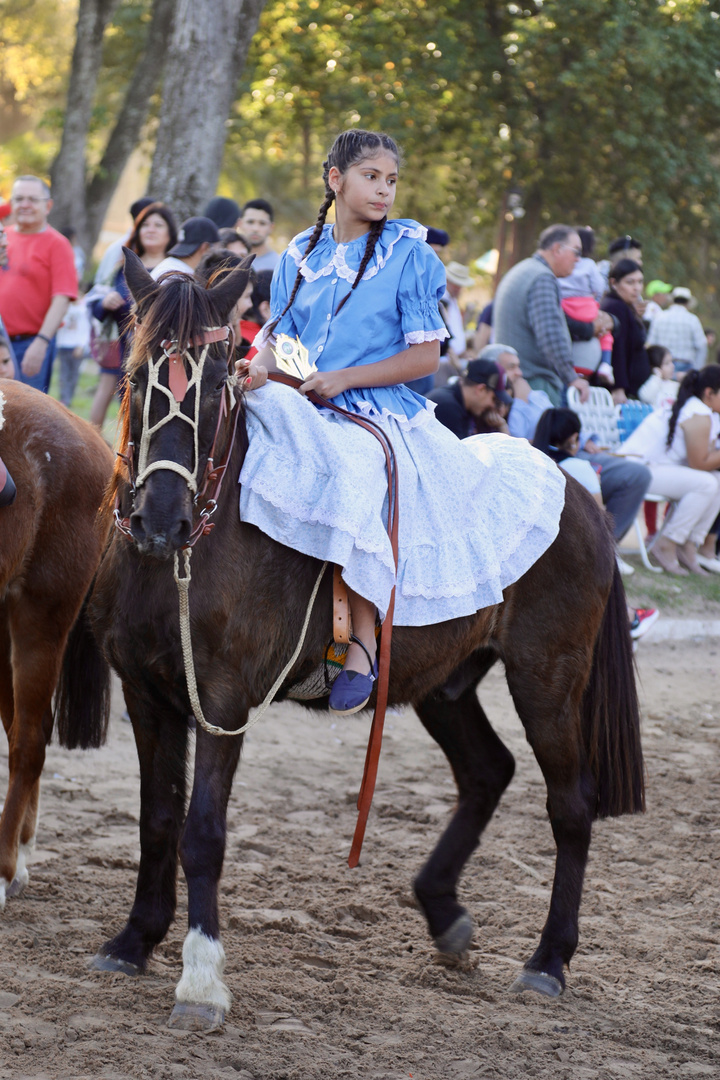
174 549 328 737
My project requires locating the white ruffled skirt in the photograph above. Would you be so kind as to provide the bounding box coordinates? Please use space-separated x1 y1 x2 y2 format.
239 382 566 626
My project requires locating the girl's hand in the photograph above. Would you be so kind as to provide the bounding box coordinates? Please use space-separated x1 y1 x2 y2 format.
299 368 350 400
612 388 628 405
234 357 268 392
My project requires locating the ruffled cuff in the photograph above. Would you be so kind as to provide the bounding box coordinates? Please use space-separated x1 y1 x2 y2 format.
405 328 450 345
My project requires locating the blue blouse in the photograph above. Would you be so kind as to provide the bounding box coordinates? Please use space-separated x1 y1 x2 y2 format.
262 218 448 423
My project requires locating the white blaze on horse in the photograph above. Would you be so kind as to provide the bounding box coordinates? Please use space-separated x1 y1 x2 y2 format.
71 250 644 1031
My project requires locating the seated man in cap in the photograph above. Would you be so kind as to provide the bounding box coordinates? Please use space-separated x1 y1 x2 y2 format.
427 358 512 440
151 216 221 280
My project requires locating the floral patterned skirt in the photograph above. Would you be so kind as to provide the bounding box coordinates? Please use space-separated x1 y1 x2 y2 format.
239 381 566 626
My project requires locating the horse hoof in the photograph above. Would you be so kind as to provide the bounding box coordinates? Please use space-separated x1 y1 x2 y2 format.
89 953 141 977
434 913 474 956
168 1002 225 1032
509 968 564 998
6 871 28 899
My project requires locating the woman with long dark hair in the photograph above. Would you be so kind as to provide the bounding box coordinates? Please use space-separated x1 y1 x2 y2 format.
600 258 650 403
89 202 177 430
620 365 720 574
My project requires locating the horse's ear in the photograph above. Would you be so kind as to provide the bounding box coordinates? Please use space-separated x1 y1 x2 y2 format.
206 254 256 322
123 247 157 306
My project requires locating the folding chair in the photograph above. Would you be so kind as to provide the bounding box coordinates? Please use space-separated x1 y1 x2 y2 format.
566 388 663 571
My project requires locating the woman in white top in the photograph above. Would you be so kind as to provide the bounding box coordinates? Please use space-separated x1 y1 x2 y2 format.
620 366 720 574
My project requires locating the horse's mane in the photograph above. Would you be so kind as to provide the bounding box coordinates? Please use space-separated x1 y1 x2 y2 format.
127 274 223 376
101 273 232 516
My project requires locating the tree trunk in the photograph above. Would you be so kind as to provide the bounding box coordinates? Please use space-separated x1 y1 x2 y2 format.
84 0 177 248
49 0 121 246
148 0 267 223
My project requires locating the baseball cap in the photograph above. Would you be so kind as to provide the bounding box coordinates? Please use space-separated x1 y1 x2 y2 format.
202 196 242 230
426 227 450 247
465 359 512 405
169 217 221 258
646 280 672 297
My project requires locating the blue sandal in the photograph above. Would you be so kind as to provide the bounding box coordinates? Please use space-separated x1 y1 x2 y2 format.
328 635 378 716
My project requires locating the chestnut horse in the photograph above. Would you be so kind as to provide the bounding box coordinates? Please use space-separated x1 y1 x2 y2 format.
0 382 113 908
78 251 643 1031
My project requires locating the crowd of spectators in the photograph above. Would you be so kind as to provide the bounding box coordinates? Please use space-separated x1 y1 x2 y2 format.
1 173 718 634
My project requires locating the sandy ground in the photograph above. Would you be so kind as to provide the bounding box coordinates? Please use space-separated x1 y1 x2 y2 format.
0 639 718 1080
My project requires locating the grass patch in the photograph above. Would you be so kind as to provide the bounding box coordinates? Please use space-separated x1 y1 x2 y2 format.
48 359 121 446
622 557 720 618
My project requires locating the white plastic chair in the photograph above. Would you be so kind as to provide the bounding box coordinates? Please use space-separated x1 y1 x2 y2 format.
566 387 663 571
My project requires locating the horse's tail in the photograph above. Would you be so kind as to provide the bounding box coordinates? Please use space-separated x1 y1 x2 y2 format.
582 562 645 818
55 589 111 750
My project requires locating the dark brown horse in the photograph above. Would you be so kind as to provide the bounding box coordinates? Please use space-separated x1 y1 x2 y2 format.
0 382 113 908
79 250 644 1031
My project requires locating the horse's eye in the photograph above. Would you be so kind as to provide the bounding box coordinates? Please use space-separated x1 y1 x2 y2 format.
215 378 227 391
128 378 138 390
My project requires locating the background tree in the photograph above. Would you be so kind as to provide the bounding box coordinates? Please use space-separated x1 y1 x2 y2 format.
147 0 267 224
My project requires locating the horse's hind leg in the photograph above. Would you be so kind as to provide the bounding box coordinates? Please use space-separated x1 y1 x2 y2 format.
169 725 243 1032
414 681 515 955
504 660 595 997
94 685 188 975
0 609 58 908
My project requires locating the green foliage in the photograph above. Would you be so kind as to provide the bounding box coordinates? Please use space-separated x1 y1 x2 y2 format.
224 0 720 309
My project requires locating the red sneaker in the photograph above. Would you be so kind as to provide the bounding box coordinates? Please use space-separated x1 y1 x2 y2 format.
629 608 660 640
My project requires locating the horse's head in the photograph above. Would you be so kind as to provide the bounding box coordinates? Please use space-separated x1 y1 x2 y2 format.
118 247 254 558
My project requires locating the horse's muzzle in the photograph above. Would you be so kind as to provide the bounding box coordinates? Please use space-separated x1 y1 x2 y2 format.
130 510 192 558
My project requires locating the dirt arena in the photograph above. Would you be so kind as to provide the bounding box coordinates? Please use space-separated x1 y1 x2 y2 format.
0 639 718 1080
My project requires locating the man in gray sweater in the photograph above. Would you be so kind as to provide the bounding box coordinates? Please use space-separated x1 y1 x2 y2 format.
493 224 590 406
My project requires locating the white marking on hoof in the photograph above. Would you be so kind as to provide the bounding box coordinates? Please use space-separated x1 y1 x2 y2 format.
0 878 8 910
175 929 232 1013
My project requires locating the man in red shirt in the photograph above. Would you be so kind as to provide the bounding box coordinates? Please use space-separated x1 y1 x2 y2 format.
0 176 78 393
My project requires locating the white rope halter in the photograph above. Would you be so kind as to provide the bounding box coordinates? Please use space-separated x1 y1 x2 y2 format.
135 332 225 494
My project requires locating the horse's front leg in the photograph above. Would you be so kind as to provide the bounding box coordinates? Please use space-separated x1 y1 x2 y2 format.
169 722 243 1032
93 684 188 974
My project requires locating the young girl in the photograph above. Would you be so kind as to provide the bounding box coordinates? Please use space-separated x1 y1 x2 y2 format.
239 130 566 714
637 345 679 410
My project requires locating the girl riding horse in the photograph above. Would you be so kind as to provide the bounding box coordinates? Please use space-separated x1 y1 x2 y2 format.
239 129 565 715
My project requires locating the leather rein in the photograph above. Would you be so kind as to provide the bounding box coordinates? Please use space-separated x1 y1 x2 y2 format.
113 336 398 868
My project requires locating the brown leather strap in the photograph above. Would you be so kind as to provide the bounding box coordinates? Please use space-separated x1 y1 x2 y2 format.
267 371 399 867
333 564 352 646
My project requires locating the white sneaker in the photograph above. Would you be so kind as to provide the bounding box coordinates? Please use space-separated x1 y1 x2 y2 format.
616 554 635 576
696 553 720 574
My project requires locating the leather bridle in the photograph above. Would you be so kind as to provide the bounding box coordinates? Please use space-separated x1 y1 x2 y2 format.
114 325 240 547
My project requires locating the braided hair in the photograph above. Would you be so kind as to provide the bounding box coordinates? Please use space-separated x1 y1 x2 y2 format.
666 365 720 449
266 129 400 336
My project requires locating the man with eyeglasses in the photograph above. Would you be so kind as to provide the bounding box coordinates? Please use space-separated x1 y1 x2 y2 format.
493 224 591 406
0 176 78 393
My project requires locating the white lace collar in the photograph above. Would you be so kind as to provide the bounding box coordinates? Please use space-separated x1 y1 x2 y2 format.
287 219 427 284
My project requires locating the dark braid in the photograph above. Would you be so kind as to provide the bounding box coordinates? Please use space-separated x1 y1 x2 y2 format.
266 129 400 335
666 365 720 448
265 186 335 337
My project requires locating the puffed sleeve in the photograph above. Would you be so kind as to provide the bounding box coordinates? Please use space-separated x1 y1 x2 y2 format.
254 244 301 349
397 243 449 346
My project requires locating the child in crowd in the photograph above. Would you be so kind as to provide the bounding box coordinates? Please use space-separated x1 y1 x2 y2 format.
0 332 16 507
558 226 614 381
238 128 566 714
637 346 679 410
0 333 15 381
